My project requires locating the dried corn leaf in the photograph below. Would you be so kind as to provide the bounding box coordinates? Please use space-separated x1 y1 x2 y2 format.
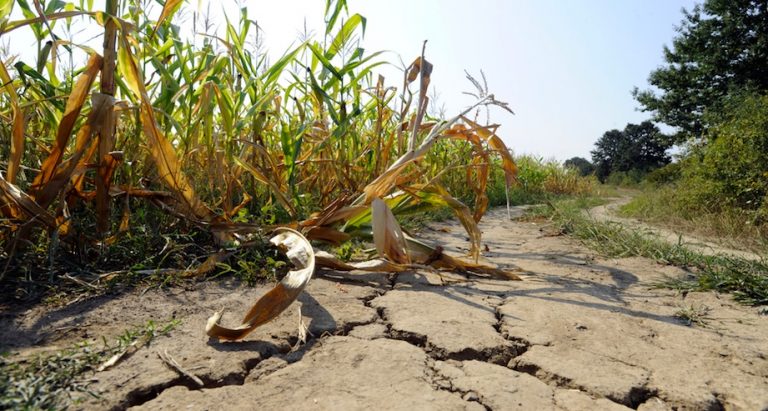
405 184 482 262
406 56 433 85
315 250 408 272
152 0 182 36
206 228 314 341
371 197 410 264
461 116 518 186
404 235 522 281
233 156 296 218
0 62 25 184
0 173 57 228
118 35 212 221
32 93 109 208
304 226 350 245
361 137 435 203
30 53 102 201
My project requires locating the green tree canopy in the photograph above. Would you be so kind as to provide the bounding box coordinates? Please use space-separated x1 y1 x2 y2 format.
563 157 595 176
633 0 768 141
591 121 671 181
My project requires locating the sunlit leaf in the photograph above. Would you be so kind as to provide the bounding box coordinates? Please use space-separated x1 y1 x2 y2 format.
29 53 102 206
152 0 183 36
118 35 213 221
371 197 410 264
0 61 25 184
206 228 315 341
462 116 518 187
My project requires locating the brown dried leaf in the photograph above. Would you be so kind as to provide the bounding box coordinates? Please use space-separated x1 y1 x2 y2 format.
118 35 212 221
314 250 408 272
404 184 482 262
31 54 102 193
404 235 522 281
234 156 297 218
206 228 315 341
371 198 410 264
303 226 350 245
406 56 433 85
152 0 183 36
31 93 109 208
0 62 25 184
0 173 57 228
461 116 518 187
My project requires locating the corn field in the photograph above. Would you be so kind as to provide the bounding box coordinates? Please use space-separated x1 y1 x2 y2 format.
0 0 535 334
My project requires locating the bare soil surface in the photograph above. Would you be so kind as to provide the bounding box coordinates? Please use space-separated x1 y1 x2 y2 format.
2 205 767 410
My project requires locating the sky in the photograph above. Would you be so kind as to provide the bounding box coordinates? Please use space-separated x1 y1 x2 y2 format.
6 0 700 161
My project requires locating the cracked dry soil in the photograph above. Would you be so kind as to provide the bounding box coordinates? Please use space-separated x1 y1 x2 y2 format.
2 206 767 410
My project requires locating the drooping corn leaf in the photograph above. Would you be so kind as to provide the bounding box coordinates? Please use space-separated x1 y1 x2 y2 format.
314 250 408 272
404 184 482 262
29 53 102 204
233 156 297 219
0 173 57 228
0 61 25 184
404 234 522 281
461 116 518 187
371 197 410 264
31 92 108 209
151 0 183 36
118 35 213 221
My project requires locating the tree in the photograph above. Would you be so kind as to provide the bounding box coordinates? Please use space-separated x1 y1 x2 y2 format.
591 121 671 181
563 157 595 176
633 0 768 141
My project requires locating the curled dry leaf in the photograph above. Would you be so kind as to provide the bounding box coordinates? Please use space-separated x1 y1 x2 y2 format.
205 228 315 341
371 197 410 264
0 173 57 228
404 184 482 262
406 56 433 86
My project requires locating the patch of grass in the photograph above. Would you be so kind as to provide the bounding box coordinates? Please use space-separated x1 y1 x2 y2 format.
618 186 768 254
400 207 456 231
674 304 711 327
486 156 596 207
210 245 290 286
533 197 768 306
330 239 370 262
0 319 180 410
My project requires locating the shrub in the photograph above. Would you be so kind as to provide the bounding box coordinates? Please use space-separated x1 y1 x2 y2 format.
679 93 768 217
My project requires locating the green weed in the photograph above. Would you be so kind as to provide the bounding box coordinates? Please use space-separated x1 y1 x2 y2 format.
0 319 180 410
534 198 768 306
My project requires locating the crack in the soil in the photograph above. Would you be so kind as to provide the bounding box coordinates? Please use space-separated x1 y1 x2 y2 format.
117 281 395 409
118 313 385 410
423 358 492 411
510 360 657 409
383 325 521 366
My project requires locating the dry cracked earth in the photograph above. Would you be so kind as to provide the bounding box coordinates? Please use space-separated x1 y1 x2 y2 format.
2 207 767 410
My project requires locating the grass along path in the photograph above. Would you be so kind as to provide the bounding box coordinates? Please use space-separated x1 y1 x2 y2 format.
529 196 768 306
589 193 764 261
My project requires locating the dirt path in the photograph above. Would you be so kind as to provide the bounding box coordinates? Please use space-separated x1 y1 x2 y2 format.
2 207 767 410
589 195 764 261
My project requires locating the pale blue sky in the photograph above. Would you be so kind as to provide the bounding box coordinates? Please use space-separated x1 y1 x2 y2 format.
6 0 699 161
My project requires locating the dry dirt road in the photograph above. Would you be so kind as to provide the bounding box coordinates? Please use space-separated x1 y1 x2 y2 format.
2 204 767 410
